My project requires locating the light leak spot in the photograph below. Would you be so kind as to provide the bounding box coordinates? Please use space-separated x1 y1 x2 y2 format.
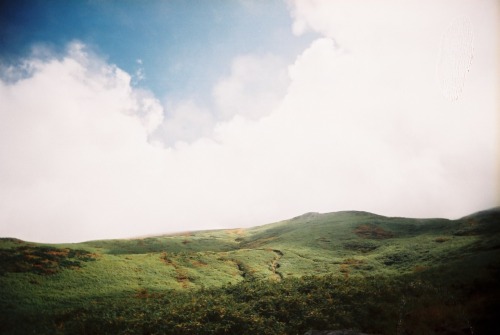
436 16 474 102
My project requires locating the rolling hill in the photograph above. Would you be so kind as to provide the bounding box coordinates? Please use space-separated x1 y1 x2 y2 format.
1 208 499 334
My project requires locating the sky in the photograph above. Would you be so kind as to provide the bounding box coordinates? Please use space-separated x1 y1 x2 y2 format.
0 0 498 243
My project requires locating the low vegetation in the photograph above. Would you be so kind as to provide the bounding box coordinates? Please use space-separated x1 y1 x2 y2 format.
0 244 96 275
1 208 499 334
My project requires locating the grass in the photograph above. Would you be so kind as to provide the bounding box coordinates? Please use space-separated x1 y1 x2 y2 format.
1 207 499 334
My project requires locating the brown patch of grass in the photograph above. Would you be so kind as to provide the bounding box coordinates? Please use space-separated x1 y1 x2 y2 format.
342 258 365 266
226 228 246 235
175 268 191 288
354 224 394 239
0 246 96 275
160 252 175 266
413 265 429 273
135 288 149 299
339 258 365 279
190 260 207 267
45 249 70 257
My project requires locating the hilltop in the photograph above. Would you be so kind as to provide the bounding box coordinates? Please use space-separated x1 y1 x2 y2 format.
1 208 499 334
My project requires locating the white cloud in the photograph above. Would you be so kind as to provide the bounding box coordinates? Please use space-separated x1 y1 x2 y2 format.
154 53 289 146
0 0 498 243
213 54 289 120
154 99 215 146
281 0 499 216
0 42 170 242
130 89 164 133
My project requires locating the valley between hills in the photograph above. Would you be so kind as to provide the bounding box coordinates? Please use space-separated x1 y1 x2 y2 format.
1 208 499 334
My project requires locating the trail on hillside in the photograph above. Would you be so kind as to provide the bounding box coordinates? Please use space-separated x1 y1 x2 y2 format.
270 249 284 281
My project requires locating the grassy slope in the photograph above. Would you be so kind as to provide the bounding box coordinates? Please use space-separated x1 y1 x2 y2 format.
1 208 499 334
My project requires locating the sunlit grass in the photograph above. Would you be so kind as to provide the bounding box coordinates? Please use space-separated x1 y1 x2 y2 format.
1 208 499 334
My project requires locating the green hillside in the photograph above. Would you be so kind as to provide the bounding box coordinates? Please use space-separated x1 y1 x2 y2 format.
1 208 499 334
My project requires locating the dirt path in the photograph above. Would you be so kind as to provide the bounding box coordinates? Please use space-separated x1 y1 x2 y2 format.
270 249 284 281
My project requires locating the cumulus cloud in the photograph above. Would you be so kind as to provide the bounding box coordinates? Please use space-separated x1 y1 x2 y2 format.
0 42 169 242
155 54 289 146
282 0 498 215
213 54 289 120
154 99 215 145
0 0 498 243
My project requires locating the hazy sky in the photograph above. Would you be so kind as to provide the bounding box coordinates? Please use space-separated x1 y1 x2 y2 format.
0 0 498 243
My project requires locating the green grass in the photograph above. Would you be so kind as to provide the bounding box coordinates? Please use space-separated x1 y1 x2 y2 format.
1 207 499 334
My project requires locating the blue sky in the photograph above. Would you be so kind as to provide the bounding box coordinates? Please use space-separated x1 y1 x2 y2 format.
0 0 313 99
0 0 498 242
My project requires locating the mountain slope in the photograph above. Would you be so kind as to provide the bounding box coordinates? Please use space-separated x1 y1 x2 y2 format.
1 207 499 334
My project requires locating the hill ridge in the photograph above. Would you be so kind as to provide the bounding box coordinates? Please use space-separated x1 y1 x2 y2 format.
1 207 499 334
